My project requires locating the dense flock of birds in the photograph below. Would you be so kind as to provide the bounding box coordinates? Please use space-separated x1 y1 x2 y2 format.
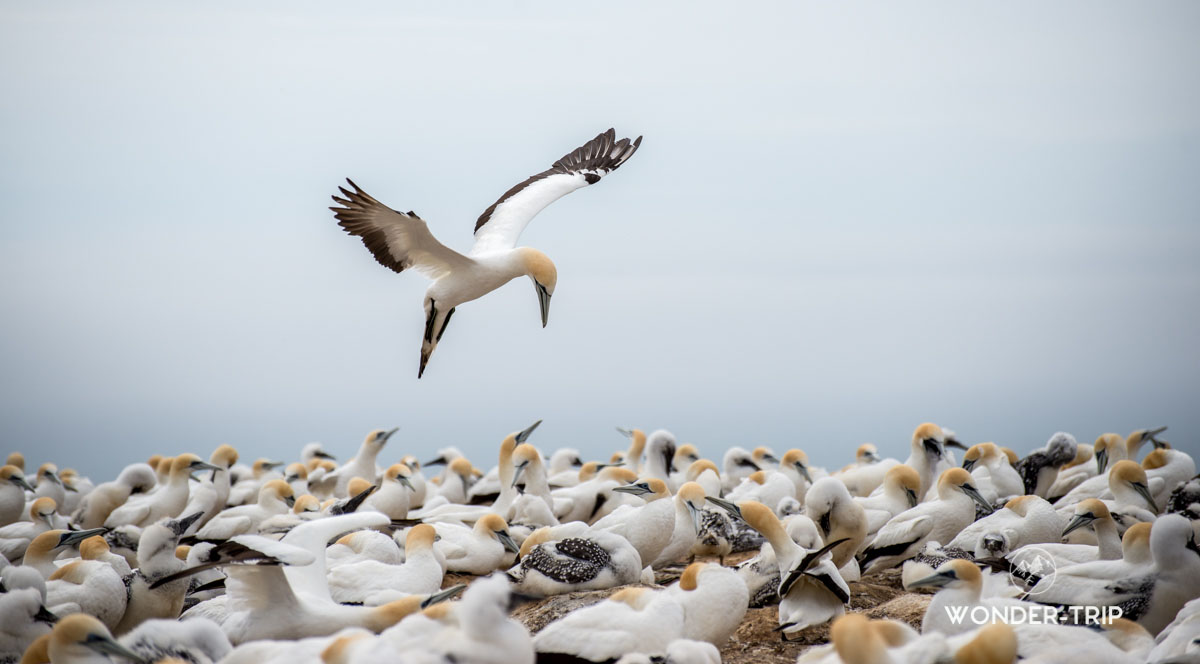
1 423 1199 664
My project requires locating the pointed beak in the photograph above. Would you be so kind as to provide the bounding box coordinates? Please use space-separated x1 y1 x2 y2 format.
962 458 977 472
904 487 920 509
42 513 56 529
923 439 945 460
1095 449 1108 475
59 527 108 548
615 427 633 438
84 633 149 664
516 420 542 444
613 483 651 496
945 439 968 451
1062 513 1097 538
422 584 467 608
960 484 993 514
1129 481 1158 512
62 478 78 492
909 570 957 590
511 461 529 488
865 451 881 463
381 428 399 444
705 495 742 520
194 461 222 472
170 511 205 536
536 283 551 328
13 476 34 492
315 450 336 460
496 530 520 554
285 494 297 508
398 476 415 491
45 472 62 486
686 501 703 533
795 462 813 484
424 456 447 467
34 605 58 624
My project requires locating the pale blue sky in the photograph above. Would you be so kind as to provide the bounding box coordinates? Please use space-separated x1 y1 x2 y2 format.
2 2 1198 480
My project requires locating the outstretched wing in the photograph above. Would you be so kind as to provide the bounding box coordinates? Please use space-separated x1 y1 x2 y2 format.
470 128 642 256
331 179 472 280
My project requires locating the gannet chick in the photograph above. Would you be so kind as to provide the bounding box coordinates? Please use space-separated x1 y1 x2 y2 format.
961 442 1025 502
181 445 239 534
946 495 1065 560
433 514 519 574
324 428 396 498
195 480 295 540
1015 432 1078 497
909 559 1026 635
592 479 676 572
71 464 156 530
649 482 707 567
19 529 108 577
856 465 921 548
328 524 444 605
615 427 648 475
1 498 63 561
805 478 868 570
860 468 993 573
533 586 684 662
507 526 642 597
721 447 760 492
1 466 36 527
114 512 203 634
0 587 57 663
906 423 949 500
45 544 128 630
362 464 414 519
117 618 231 664
105 455 220 529
48 615 146 664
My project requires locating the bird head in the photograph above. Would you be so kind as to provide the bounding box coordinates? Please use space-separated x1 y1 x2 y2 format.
517 248 557 327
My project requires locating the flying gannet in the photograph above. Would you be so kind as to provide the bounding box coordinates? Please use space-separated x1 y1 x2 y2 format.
331 128 642 377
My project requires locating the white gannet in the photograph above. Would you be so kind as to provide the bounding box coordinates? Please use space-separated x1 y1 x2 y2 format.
1143 448 1197 507
907 559 1026 636
804 477 868 571
721 447 761 493
856 465 921 548
1012 498 1121 566
433 514 519 574
224 458 284 507
551 465 637 525
1150 597 1200 662
506 526 642 597
425 457 474 504
665 562 749 647
682 459 722 499
29 464 65 511
117 617 231 664
1046 434 1112 500
727 470 795 515
45 552 128 631
195 480 295 540
1 498 63 562
282 462 308 497
592 478 676 572
834 443 898 498
4 452 24 472
905 423 950 501
946 494 1065 560
256 494 323 536
115 512 204 634
321 428 396 498
47 614 148 664
180 445 239 533
508 443 556 522
533 586 684 662
860 468 994 573
362 464 415 520
300 443 336 464
613 639 721 664
330 128 642 377
397 455 428 509
615 427 648 475
325 528 403 570
17 529 108 577
104 455 220 529
962 442 1025 502
432 420 541 520
667 443 702 490
650 482 707 567
328 524 444 605
0 587 56 663
1 466 36 527
641 430 677 485
70 464 156 530
1015 432 1078 498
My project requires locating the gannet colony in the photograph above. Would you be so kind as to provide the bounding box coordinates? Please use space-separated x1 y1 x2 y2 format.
1 423 1198 663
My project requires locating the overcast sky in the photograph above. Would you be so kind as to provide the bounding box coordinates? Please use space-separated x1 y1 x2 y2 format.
2 2 1197 481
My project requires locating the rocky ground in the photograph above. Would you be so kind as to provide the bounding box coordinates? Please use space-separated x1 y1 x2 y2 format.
446 557 932 664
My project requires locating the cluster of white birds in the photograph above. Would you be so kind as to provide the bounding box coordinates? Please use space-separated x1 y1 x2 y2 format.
1 422 1197 664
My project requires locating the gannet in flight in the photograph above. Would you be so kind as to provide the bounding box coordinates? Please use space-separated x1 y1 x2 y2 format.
331 128 642 377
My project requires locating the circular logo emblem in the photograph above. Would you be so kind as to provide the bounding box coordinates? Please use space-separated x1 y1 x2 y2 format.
1008 546 1057 595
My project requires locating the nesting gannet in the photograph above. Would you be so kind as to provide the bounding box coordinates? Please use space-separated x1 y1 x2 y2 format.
506 526 642 597
551 465 637 525
533 586 685 662
1015 432 1078 498
328 524 443 605
256 494 323 536
1 466 36 527
650 482 707 567
664 562 749 647
1012 498 1121 567
721 447 761 492
318 428 396 498
29 465 65 510
195 480 295 540
225 459 284 507
668 444 702 488
115 512 203 634
805 477 869 570
360 463 414 520
1046 434 1113 500
4 453 24 472
180 445 239 533
613 640 721 664
946 495 1065 560
615 427 649 475
281 462 308 497
508 443 556 519
71 464 156 530
55 470 87 516
424 457 474 504
45 545 128 630
104 455 219 529
0 587 57 663
727 470 795 515
860 468 994 573
834 444 898 498
1 498 63 561
116 618 231 664
640 430 677 485
682 459 722 499
18 529 108 577
961 442 1025 502
444 420 540 517
325 528 403 569
592 479 676 571
48 615 147 664
908 559 1026 635
331 128 641 377
856 465 921 547
905 423 949 500
1143 448 1197 507
433 514 519 574
1150 597 1200 662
